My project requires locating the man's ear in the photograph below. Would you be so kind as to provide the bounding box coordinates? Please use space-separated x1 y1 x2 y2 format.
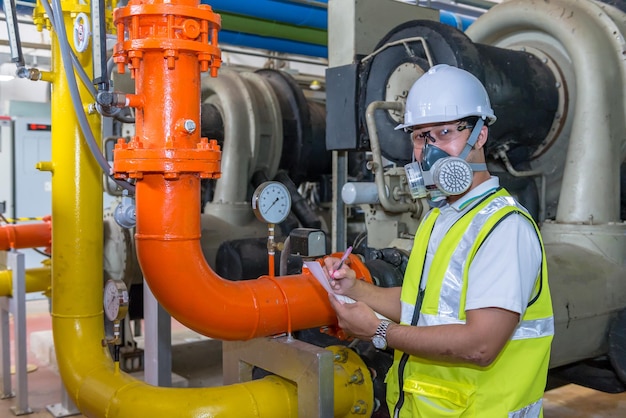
474 126 489 150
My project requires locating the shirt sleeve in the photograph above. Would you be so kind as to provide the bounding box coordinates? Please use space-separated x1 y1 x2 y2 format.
465 213 542 316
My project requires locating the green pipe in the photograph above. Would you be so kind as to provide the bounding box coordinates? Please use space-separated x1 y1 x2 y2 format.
220 12 327 46
454 0 495 10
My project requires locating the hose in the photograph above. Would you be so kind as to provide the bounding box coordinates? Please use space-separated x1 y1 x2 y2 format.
274 171 321 229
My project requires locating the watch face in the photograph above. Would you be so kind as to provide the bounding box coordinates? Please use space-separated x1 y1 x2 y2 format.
372 335 387 350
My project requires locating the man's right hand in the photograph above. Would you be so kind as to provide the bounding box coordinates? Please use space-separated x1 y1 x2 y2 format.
323 256 358 297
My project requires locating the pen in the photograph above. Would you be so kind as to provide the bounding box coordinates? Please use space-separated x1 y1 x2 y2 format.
331 246 353 277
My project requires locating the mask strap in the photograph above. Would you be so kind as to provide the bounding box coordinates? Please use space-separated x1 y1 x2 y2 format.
458 118 487 172
469 162 487 171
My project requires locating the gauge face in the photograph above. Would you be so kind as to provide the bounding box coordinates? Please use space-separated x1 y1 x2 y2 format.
104 279 129 322
252 181 292 224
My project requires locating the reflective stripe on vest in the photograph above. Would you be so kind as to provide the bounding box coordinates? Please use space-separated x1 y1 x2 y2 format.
409 309 554 340
509 398 543 418
390 189 553 418
437 194 519 320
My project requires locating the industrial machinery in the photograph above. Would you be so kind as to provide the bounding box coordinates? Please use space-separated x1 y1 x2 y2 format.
323 0 626 406
0 0 624 417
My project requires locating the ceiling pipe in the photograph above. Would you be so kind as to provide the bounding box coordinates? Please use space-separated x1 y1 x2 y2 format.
205 0 328 29
11 0 476 58
220 12 326 45
439 9 475 30
208 0 476 57
220 30 328 58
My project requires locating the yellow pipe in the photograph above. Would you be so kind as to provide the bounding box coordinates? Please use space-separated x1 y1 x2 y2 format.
45 1 371 417
0 265 51 297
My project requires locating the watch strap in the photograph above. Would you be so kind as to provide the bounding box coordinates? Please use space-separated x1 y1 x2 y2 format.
374 320 391 344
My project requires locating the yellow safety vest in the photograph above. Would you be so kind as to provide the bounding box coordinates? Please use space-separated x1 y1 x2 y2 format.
386 188 553 418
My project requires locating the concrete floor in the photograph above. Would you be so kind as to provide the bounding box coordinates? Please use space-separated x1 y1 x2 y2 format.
0 299 625 418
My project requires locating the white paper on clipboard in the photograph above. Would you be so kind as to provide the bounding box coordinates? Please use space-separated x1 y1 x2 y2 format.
303 261 389 319
304 261 356 304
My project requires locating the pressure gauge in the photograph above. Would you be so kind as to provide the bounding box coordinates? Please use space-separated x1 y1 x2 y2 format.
252 181 292 224
103 279 129 322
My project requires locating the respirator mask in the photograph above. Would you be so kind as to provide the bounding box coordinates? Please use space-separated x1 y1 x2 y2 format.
404 118 486 200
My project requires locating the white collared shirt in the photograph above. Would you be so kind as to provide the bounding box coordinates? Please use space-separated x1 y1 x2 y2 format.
422 177 542 316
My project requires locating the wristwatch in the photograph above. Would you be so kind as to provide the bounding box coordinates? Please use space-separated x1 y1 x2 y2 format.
372 320 392 350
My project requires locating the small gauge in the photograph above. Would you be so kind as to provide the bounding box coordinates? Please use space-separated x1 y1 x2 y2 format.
252 181 292 224
103 279 129 322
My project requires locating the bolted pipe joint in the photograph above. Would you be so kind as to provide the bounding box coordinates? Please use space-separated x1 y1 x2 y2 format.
96 91 130 118
326 346 374 417
177 119 196 134
97 91 128 108
16 66 42 81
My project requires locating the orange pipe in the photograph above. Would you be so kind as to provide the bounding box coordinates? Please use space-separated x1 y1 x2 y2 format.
112 0 371 341
0 217 51 250
135 174 372 340
268 253 275 278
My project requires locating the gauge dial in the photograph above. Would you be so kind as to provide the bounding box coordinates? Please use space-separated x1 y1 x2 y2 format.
252 181 292 224
103 279 129 322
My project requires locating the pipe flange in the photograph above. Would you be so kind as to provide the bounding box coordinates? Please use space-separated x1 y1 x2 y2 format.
113 4 222 75
327 345 375 418
113 140 222 179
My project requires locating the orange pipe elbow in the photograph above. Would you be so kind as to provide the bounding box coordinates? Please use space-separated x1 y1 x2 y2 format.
0 217 51 251
135 174 371 340
111 0 369 341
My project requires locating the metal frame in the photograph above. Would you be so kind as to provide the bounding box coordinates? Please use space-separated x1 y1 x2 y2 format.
45 388 80 418
0 250 32 415
223 337 334 418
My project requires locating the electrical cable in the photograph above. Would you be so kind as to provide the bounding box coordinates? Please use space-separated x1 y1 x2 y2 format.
351 230 368 250
33 248 52 257
361 36 434 67
70 49 97 99
113 111 135 124
44 0 134 193
30 1 96 98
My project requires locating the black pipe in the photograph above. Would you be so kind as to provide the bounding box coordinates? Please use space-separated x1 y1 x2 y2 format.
274 170 321 229
200 102 225 144
475 43 559 165
350 19 559 166
256 69 331 185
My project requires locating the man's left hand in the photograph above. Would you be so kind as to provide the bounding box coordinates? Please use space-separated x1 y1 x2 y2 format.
328 294 381 340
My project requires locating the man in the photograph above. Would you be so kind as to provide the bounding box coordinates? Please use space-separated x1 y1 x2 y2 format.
325 64 554 417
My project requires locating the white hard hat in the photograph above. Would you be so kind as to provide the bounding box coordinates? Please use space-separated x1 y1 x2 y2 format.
395 64 496 130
